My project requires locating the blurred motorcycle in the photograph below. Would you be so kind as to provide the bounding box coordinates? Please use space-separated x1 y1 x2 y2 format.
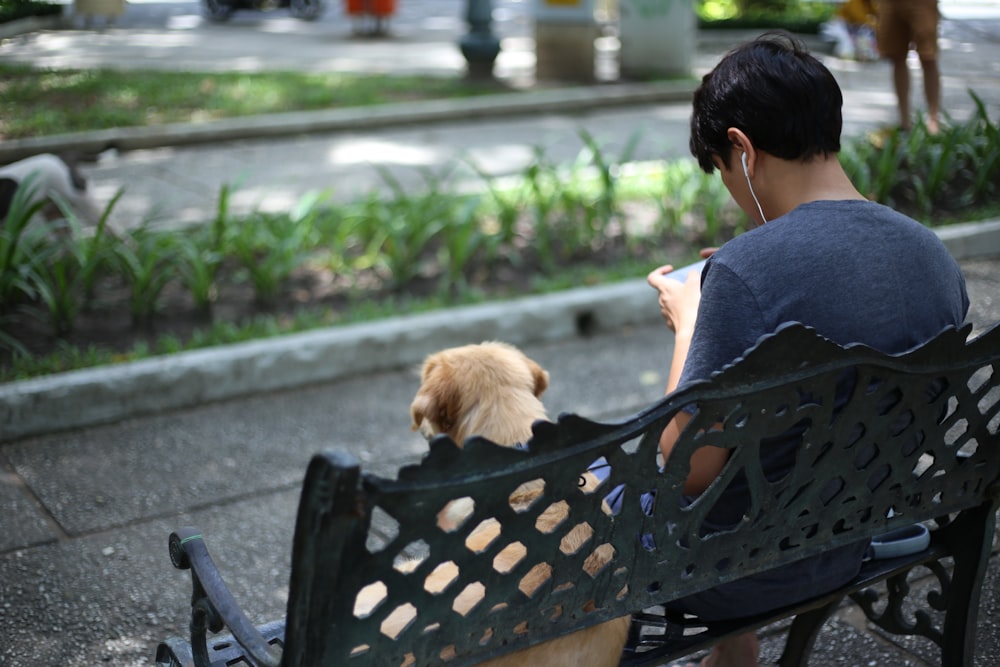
203 0 324 22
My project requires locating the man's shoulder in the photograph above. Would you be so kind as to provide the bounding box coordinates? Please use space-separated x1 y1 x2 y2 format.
754 199 927 239
711 199 939 272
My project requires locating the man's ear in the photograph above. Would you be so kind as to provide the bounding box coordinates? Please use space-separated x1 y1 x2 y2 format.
726 127 756 172
726 127 752 152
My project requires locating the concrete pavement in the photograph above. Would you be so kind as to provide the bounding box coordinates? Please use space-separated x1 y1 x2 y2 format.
3 2 1000 666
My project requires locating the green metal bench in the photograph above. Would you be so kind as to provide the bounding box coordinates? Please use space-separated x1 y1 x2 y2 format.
155 321 1000 667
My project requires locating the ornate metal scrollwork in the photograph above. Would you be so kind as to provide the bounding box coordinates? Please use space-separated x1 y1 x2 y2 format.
850 559 952 647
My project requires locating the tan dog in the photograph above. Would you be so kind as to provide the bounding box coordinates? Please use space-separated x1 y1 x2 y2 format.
410 341 550 448
395 341 630 667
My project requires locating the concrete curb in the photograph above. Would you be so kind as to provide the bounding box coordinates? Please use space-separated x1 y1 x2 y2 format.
0 80 698 163
3 220 999 443
0 279 660 442
929 218 1000 259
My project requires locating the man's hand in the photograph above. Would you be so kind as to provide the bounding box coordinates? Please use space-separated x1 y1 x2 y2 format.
646 264 702 334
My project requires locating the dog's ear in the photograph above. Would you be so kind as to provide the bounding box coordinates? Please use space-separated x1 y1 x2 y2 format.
527 358 549 397
411 358 461 438
410 391 432 431
410 389 459 438
411 358 439 431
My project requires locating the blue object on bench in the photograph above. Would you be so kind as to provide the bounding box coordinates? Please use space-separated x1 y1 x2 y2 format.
868 523 931 560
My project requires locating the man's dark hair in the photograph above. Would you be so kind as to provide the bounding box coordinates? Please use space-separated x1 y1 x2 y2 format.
689 31 843 173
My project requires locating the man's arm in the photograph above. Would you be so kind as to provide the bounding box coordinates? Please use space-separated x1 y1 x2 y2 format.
647 265 729 495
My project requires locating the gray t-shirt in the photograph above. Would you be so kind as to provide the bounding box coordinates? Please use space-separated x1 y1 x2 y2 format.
666 199 969 621
681 199 969 389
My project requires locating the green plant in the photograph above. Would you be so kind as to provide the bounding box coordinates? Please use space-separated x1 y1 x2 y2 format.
697 170 741 241
655 158 737 241
26 226 83 337
871 128 903 204
437 195 486 296
970 92 1000 200
907 122 961 216
314 211 364 276
175 185 232 317
839 92 1000 217
113 224 179 326
16 189 120 338
838 136 877 200
522 148 563 273
291 189 357 278
78 189 124 304
697 0 834 31
0 179 123 348
553 133 616 255
175 228 222 318
0 178 51 355
465 162 528 265
0 175 47 313
552 165 597 255
229 210 316 306
366 166 454 289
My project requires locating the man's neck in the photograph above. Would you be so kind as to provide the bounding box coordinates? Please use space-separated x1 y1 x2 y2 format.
762 154 866 220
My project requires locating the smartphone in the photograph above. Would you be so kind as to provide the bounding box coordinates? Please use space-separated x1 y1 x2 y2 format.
665 259 707 282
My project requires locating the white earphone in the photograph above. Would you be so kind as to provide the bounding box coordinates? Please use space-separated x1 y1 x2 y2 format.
742 152 768 224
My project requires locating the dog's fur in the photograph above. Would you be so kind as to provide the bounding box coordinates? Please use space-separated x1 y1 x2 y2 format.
0 153 103 228
378 341 631 667
410 341 550 448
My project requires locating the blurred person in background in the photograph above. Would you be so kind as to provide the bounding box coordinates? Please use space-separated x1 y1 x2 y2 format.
876 0 942 133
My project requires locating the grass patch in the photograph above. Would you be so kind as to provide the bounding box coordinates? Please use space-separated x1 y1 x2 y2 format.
695 0 835 32
0 64 517 140
0 0 60 23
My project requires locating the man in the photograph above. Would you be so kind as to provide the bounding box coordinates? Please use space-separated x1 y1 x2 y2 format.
877 0 942 133
646 32 967 667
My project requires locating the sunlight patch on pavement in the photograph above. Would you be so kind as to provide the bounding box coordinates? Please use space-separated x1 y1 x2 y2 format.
463 144 536 176
124 31 200 46
327 139 444 167
166 14 204 29
259 17 311 33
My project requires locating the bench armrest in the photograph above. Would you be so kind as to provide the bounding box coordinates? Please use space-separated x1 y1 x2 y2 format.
167 527 282 667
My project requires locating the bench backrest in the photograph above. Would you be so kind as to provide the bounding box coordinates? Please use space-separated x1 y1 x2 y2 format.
279 322 1000 667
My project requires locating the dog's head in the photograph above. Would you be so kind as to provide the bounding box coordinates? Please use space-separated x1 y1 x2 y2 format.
410 341 549 447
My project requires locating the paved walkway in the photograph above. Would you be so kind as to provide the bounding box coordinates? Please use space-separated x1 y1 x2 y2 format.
2 3 1000 666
